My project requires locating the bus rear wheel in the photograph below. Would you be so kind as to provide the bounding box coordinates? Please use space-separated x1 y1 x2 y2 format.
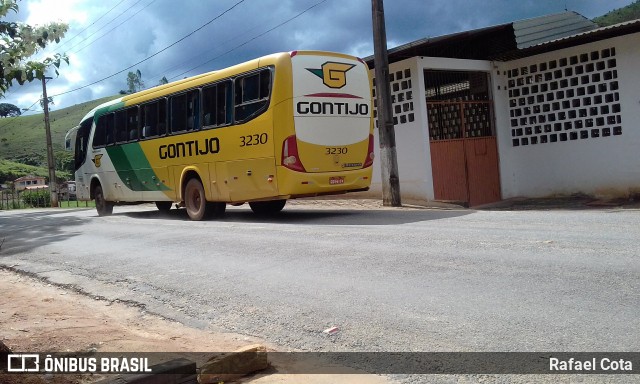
249 199 286 215
94 184 114 216
184 178 226 220
185 178 208 221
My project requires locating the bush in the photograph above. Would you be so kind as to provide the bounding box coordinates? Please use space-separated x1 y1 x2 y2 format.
21 189 50 207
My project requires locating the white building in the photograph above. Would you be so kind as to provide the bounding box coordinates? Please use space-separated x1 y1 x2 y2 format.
365 12 640 206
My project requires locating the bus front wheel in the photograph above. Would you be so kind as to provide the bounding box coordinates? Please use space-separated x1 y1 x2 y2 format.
94 184 114 216
249 199 286 215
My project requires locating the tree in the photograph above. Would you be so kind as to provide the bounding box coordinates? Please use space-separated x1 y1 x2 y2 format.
120 69 145 94
0 1 69 95
0 102 20 117
126 69 144 93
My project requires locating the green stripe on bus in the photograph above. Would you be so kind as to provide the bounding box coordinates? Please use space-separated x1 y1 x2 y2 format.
94 101 125 120
106 144 170 192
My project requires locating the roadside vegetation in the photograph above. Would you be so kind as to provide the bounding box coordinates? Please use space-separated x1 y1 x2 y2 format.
593 0 640 26
0 96 114 183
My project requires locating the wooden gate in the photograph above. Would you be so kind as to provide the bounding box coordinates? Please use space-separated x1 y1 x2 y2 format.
427 99 501 207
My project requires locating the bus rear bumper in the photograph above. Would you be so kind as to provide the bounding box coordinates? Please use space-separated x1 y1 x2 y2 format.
276 166 373 199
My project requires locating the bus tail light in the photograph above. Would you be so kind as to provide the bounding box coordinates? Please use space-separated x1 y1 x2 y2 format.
282 135 306 172
363 134 375 168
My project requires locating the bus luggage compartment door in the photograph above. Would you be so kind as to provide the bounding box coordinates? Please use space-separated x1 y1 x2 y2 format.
216 158 278 202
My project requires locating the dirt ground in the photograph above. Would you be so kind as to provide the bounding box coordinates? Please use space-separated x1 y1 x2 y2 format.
0 266 389 384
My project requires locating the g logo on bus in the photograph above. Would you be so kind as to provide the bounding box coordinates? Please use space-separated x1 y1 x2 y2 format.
307 62 355 89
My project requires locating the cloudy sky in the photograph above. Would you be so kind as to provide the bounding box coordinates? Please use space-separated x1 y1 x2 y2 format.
3 0 635 114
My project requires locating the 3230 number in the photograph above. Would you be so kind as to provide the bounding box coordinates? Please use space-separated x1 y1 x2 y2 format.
325 147 348 155
240 133 268 147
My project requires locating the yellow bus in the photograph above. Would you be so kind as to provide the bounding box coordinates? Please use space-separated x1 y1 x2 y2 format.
67 51 374 220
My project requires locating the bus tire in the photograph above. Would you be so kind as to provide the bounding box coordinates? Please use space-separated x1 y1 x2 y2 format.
155 201 172 212
184 178 210 221
94 184 114 216
249 199 286 215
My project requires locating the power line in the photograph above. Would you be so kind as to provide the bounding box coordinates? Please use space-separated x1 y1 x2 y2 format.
68 0 152 54
146 22 264 82
171 0 330 80
46 0 129 54
0 80 51 130
49 0 246 98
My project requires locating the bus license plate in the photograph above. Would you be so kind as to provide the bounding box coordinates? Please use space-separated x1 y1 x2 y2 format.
329 176 345 185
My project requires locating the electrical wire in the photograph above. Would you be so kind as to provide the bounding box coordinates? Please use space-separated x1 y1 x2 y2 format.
170 0 330 80
68 0 153 54
46 0 129 54
49 0 246 98
0 80 51 130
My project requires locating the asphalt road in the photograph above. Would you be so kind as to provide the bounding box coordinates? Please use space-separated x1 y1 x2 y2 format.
1 202 638 382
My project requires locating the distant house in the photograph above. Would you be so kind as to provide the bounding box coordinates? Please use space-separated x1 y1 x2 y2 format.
14 175 47 191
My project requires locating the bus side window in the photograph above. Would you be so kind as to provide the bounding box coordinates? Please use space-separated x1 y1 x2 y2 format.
235 68 271 123
203 81 232 129
187 89 200 131
202 84 217 128
93 116 106 148
219 81 232 125
74 118 92 171
127 107 139 141
141 103 153 138
141 102 159 138
158 99 167 136
105 113 115 145
115 110 127 143
170 93 187 133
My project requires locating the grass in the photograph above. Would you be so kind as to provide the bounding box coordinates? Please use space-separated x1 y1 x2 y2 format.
59 200 95 208
0 95 116 179
0 159 51 180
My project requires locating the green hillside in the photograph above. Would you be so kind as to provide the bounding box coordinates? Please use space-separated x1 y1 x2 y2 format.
593 0 640 26
0 95 116 183
0 159 54 184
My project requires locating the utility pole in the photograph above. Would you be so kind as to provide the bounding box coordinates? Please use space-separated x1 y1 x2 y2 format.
42 76 58 208
371 0 401 206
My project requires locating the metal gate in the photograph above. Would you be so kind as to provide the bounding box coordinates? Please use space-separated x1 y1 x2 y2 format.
426 70 501 207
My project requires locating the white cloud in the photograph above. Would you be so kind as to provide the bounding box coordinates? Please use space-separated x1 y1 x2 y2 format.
25 0 87 26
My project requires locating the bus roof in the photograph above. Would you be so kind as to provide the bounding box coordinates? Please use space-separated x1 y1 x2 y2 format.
86 50 362 117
